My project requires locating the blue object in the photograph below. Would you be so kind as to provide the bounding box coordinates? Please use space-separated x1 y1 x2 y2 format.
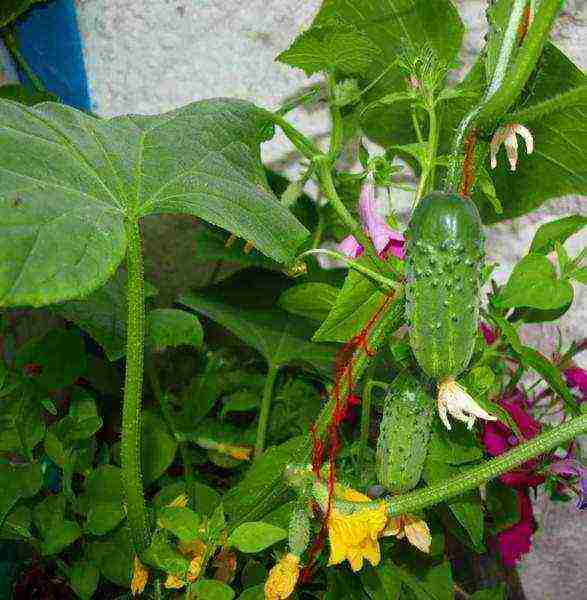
15 0 90 111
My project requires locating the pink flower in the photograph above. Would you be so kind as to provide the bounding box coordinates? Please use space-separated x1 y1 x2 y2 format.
336 179 405 261
563 367 587 403
482 393 545 489
497 490 535 567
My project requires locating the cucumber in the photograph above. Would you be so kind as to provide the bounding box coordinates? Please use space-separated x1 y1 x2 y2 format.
405 192 484 381
376 373 433 494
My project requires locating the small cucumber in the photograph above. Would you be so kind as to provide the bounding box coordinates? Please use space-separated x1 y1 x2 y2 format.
376 373 433 494
405 192 484 381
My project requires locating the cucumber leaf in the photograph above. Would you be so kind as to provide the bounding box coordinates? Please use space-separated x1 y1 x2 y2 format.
0 99 308 307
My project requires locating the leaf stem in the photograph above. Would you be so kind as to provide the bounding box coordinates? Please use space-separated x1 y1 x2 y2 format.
415 105 440 203
1 29 47 94
121 219 151 554
254 364 280 459
271 113 323 161
327 71 344 160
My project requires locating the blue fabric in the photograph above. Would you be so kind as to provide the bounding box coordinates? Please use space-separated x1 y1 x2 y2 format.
15 0 90 111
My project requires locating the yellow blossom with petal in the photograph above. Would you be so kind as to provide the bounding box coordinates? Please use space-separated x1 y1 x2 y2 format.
131 556 149 596
164 574 185 589
264 553 300 600
384 514 431 554
327 500 388 572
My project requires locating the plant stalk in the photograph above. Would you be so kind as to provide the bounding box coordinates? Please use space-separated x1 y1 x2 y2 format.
446 0 563 191
301 413 587 516
255 363 280 459
415 105 440 203
121 220 150 554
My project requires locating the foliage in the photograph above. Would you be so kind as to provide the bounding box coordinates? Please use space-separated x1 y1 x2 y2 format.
0 1 585 599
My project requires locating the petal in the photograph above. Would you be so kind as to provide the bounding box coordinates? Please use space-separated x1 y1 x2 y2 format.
358 181 399 256
504 128 519 171
514 124 534 156
404 516 432 554
336 234 364 258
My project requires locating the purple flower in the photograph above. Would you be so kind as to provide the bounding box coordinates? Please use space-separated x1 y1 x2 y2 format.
336 179 405 261
549 458 587 510
563 366 587 403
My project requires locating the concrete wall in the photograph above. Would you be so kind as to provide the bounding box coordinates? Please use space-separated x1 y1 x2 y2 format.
60 1 587 597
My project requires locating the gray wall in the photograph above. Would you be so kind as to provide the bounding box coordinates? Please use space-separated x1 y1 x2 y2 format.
73 1 585 597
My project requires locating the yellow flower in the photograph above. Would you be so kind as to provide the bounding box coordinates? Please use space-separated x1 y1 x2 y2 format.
130 556 149 596
167 493 189 508
164 574 185 590
218 443 252 461
177 539 207 585
327 499 388 572
384 515 431 554
264 553 300 600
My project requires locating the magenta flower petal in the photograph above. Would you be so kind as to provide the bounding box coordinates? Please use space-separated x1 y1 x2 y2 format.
497 491 535 567
358 180 404 258
336 234 363 258
380 231 406 260
480 322 498 345
564 367 587 402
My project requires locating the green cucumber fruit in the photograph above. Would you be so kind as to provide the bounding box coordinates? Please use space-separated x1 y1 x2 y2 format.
376 373 433 493
405 192 484 381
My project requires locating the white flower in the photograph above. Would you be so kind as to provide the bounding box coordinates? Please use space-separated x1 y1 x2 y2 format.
490 123 534 171
437 379 497 430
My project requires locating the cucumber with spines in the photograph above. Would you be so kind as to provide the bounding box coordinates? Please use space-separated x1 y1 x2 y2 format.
405 192 484 381
376 373 433 493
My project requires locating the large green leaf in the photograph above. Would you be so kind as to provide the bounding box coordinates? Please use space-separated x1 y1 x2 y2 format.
0 99 308 307
180 294 336 373
330 0 464 147
0 0 46 28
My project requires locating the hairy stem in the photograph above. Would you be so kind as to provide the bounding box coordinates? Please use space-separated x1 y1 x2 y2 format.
122 220 150 554
272 113 323 161
415 105 440 203
446 0 562 191
255 364 280 459
300 413 587 516
327 71 344 160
